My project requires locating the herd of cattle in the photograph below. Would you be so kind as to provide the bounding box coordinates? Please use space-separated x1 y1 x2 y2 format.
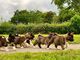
0 32 74 51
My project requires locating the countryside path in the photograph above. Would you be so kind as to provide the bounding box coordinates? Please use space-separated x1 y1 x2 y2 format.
0 44 80 53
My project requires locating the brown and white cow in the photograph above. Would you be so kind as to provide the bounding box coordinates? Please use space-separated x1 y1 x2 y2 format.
8 32 34 49
0 36 9 51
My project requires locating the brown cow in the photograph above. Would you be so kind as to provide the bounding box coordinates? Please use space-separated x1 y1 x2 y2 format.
33 33 57 48
8 34 15 45
47 32 74 50
0 36 9 51
14 36 26 48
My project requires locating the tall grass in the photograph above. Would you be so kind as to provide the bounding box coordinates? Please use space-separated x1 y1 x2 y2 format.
0 50 80 60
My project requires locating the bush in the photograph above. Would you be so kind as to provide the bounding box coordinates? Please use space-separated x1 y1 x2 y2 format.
24 22 71 34
16 23 26 34
0 20 80 34
0 22 16 34
70 15 80 33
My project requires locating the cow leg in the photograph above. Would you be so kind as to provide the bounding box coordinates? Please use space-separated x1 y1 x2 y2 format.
38 43 41 48
14 42 18 48
55 44 58 49
20 43 24 48
47 41 53 48
0 42 3 50
65 42 68 48
47 43 51 48
29 40 33 46
15 44 17 48
22 42 27 48
10 42 14 46
4 43 9 51
26 40 30 45
61 44 65 50
12 44 17 50
13 46 16 50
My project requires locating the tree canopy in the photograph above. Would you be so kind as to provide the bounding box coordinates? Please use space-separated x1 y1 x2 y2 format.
52 0 80 13
11 10 56 24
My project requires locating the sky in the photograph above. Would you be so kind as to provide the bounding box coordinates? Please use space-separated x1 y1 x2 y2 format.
0 0 58 21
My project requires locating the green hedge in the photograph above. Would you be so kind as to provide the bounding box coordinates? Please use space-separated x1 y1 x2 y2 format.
70 15 80 33
0 14 80 34
0 22 16 34
0 22 76 34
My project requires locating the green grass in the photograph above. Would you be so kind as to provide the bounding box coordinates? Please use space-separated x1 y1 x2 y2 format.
71 35 80 44
0 50 80 60
0 34 80 44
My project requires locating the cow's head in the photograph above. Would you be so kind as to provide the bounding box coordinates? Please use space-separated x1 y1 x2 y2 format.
66 32 74 41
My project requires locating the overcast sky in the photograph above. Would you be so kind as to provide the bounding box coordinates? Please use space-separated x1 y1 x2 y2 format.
0 0 58 21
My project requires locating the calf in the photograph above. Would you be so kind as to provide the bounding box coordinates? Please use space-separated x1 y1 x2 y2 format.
0 36 8 51
47 32 74 50
25 32 34 45
8 32 34 49
33 33 56 48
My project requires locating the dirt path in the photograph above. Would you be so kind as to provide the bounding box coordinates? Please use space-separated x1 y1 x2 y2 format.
0 44 80 53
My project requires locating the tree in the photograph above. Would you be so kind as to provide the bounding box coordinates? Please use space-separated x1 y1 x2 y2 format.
11 10 29 24
44 11 56 23
51 0 80 13
11 10 45 24
59 8 76 22
70 14 80 33
11 10 56 24
51 0 80 23
28 10 44 23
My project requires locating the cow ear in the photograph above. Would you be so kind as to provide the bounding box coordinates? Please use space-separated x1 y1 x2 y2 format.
54 33 58 35
38 33 41 35
67 32 71 35
71 32 74 35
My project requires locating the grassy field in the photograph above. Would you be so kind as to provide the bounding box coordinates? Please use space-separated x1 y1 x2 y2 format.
0 34 80 44
70 35 80 44
0 50 80 60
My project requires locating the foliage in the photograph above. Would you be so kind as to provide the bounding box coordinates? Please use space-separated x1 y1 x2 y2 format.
44 11 56 23
0 22 16 34
1 50 80 60
52 15 59 23
52 0 80 13
11 10 29 24
16 23 26 34
59 8 76 22
70 15 80 33
1 16 80 34
51 0 80 23
11 10 56 24
0 22 71 34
